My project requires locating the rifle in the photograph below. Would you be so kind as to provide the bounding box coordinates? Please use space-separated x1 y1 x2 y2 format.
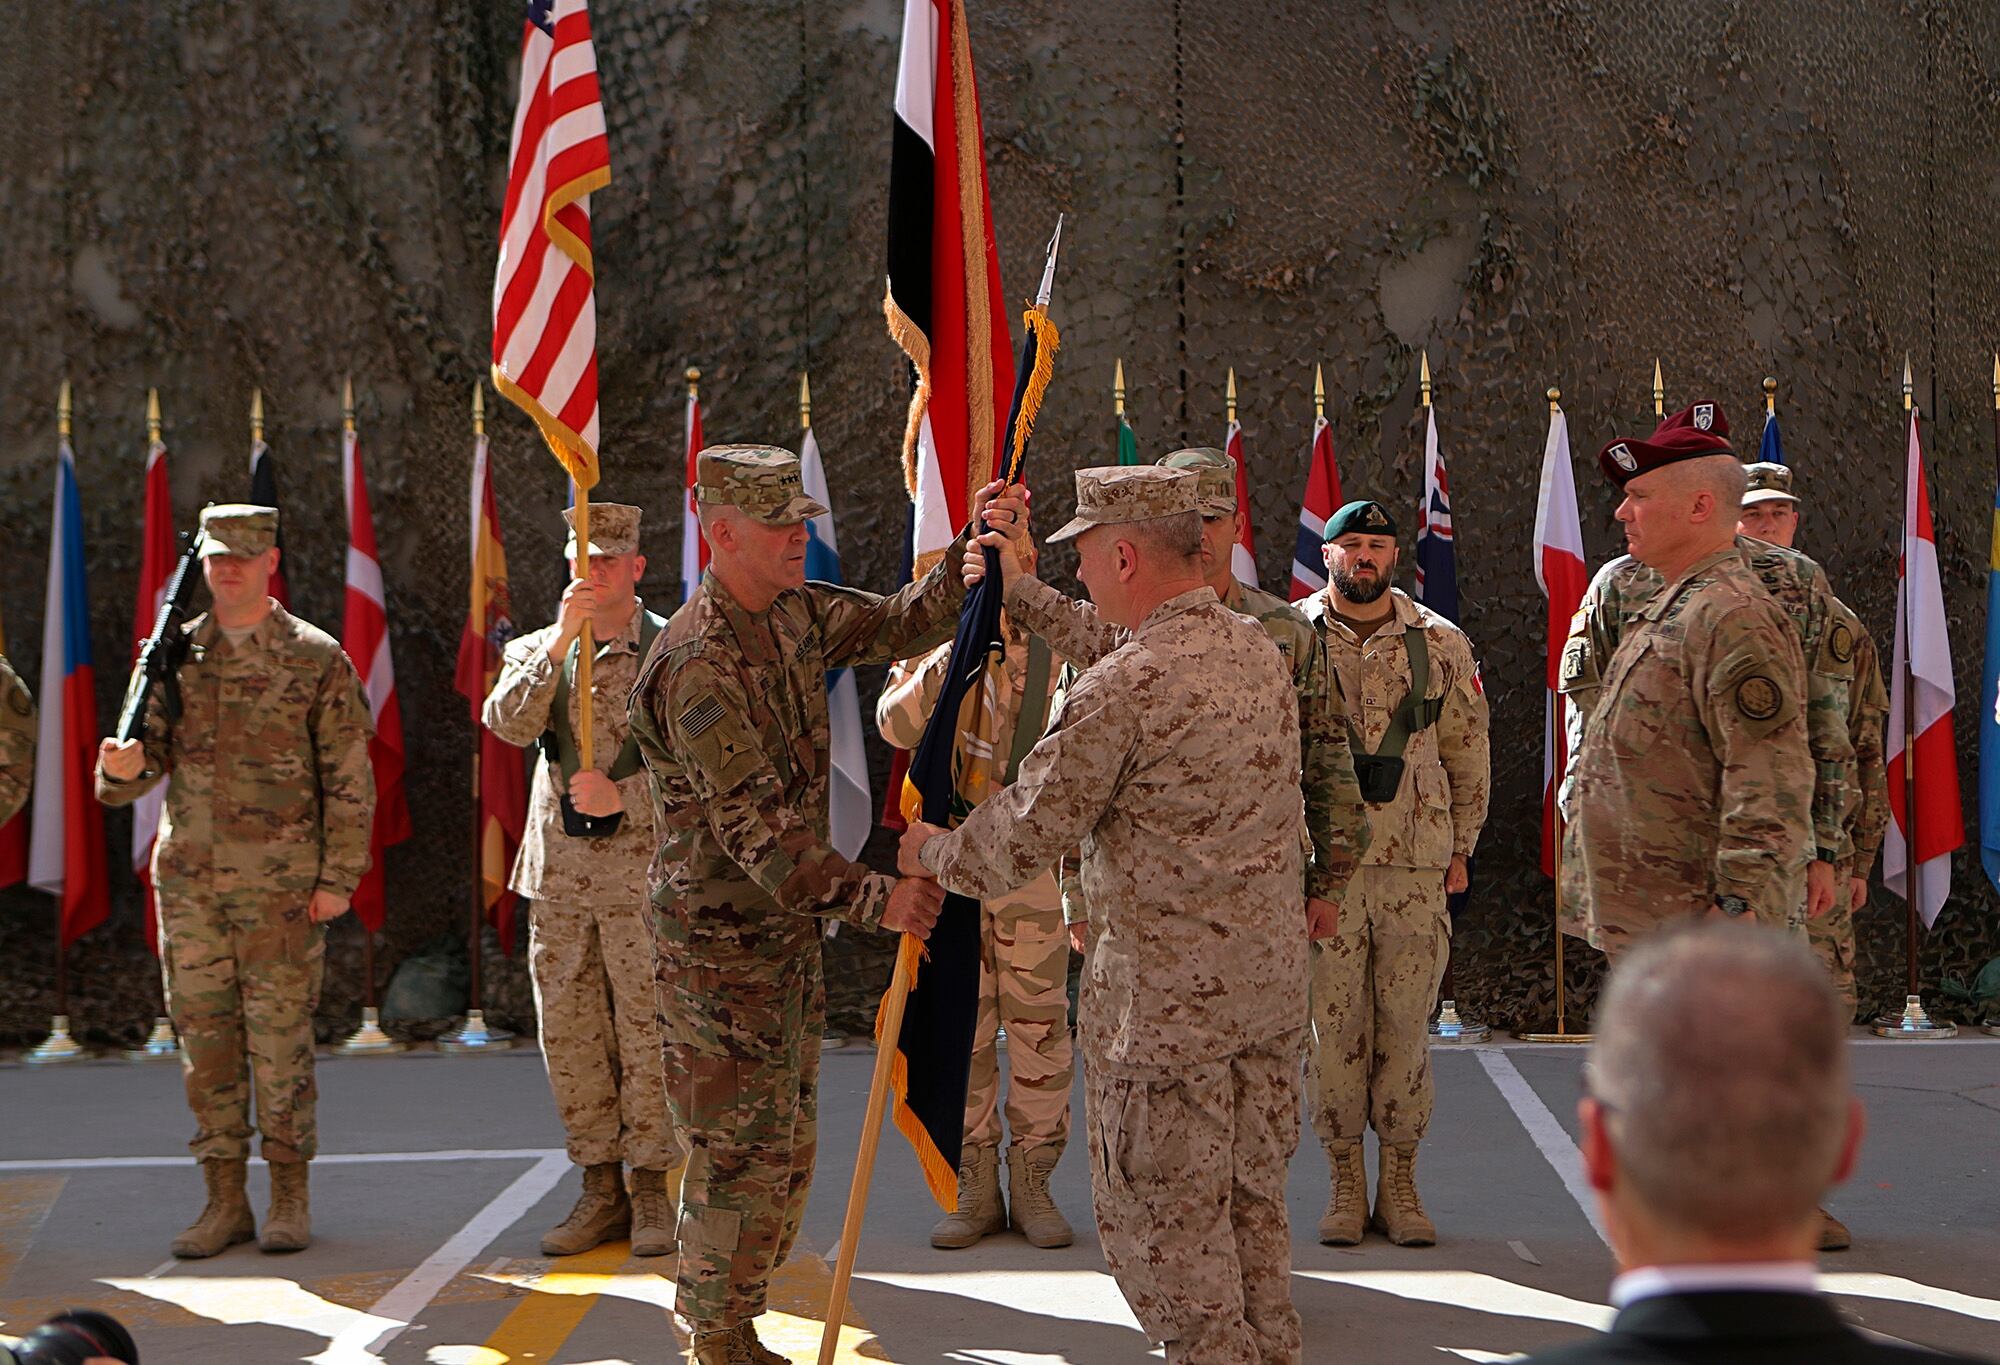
117 530 207 743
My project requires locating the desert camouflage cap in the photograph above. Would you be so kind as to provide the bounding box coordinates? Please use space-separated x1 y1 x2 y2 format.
694 444 829 525
1740 461 1798 507
563 502 643 558
197 503 279 558
1048 466 1199 543
1157 447 1237 518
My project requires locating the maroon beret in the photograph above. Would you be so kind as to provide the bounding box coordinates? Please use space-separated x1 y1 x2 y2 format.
1598 400 1735 488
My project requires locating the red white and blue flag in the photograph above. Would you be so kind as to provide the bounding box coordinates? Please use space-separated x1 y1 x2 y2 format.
1413 404 1458 623
131 421 176 952
1533 400 1587 877
1224 415 1258 587
800 420 872 860
342 426 410 930
1885 407 1964 927
680 383 706 602
30 440 110 946
1290 413 1343 601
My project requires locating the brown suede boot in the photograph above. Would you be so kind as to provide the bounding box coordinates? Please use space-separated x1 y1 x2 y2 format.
1317 1139 1366 1246
629 1166 677 1257
929 1145 1004 1249
541 1162 630 1257
1006 1142 1074 1249
688 1321 787 1364
259 1160 312 1252
1818 1206 1852 1251
1371 1141 1437 1246
171 1157 255 1259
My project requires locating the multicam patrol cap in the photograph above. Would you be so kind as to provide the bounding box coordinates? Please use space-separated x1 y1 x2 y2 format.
1322 499 1398 542
197 503 279 558
1157 447 1237 518
1048 466 1199 543
1740 461 1798 507
694 445 829 526
563 502 643 558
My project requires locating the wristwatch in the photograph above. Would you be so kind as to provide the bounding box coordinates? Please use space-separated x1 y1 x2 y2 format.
1715 895 1750 918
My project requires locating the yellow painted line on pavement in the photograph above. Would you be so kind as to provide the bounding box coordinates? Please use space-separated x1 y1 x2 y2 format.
480 1242 635 1361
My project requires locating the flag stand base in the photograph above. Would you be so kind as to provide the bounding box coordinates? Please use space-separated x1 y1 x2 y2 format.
1515 1027 1593 1044
1870 994 1956 1040
25 1015 87 1064
334 1007 407 1056
1985 1018 2000 1038
437 1010 516 1054
1428 1000 1491 1044
124 1016 182 1062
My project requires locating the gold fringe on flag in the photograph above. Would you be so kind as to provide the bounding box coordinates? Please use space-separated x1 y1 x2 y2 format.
871 934 958 1207
1005 307 1060 482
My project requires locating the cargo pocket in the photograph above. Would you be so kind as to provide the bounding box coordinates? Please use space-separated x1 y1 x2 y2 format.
1605 639 1673 759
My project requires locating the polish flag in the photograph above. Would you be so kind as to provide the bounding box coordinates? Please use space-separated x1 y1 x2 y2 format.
130 422 176 953
1533 400 1588 877
1885 408 1964 927
342 424 411 930
681 384 707 602
1289 414 1343 602
1224 416 1258 587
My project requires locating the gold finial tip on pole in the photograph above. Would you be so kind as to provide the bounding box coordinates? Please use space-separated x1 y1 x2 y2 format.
1548 384 1561 410
1113 358 1125 417
1992 351 1999 408
58 380 73 437
1225 367 1237 424
799 371 811 431
1420 350 1433 406
686 365 701 384
147 387 162 441
1314 363 1326 420
342 376 357 434
1902 353 1913 410
472 381 485 435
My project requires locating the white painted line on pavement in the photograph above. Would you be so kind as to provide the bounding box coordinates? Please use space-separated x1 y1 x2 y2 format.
1475 1051 1609 1248
337 1151 570 1361
141 1258 177 1279
1506 1240 1540 1266
0 1149 564 1172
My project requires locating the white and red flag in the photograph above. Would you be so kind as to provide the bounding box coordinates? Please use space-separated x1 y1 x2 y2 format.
1533 399 1588 877
341 422 411 930
680 380 706 602
130 408 176 952
1289 411 1343 602
491 0 610 489
1224 408 1258 587
1885 406 1964 927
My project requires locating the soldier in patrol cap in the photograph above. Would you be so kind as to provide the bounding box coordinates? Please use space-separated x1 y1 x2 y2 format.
0 648 32 826
629 445 1023 1364
483 501 679 1259
98 503 375 1258
1298 498 1489 1247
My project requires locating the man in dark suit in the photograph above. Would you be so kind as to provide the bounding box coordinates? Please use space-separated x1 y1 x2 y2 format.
1523 923 1992 1365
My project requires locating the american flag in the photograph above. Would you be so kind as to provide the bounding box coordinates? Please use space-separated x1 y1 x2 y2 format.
492 0 610 486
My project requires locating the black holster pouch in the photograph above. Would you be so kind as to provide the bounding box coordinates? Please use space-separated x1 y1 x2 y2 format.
1351 752 1407 805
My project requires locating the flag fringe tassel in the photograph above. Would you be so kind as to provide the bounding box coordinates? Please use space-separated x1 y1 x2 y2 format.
871 931 960 1209
1005 309 1060 482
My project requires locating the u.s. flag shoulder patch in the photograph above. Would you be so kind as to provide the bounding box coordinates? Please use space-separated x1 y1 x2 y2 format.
679 694 725 740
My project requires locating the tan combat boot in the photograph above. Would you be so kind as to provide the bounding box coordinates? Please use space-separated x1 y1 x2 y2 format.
541 1162 631 1257
687 1321 787 1365
1372 1141 1437 1246
260 1161 312 1252
929 1144 1004 1249
1818 1206 1852 1251
1007 1142 1074 1249
171 1157 256 1259
629 1166 677 1257
1317 1139 1366 1246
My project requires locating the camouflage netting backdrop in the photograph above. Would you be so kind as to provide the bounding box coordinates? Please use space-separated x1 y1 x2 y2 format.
6 1 2000 1045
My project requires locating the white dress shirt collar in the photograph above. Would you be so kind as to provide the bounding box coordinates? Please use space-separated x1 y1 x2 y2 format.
1610 1261 1819 1310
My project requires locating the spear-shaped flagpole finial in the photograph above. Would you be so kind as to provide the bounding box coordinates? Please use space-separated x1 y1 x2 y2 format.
1763 375 1777 417
1549 384 1562 413
1034 213 1065 309
58 381 72 440
147 388 163 444
1314 363 1325 421
343 376 356 435
1902 354 1913 412
251 388 265 444
1420 350 1433 408
1114 358 1125 417
800 371 812 432
1226 367 1237 425
473 382 485 437
1652 358 1664 417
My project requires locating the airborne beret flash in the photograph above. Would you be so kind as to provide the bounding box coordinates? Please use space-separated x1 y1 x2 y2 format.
1322 499 1398 542
1598 400 1734 489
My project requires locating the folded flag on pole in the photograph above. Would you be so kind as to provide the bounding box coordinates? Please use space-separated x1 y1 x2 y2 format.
800 407 873 861
1759 407 1787 466
131 396 175 954
681 374 707 603
1114 359 1138 465
246 397 292 609
1981 361 2000 894
1885 402 1963 927
1290 377 1343 601
0 601 27 888
30 419 110 946
891 218 1063 1209
1413 399 1459 624
1223 370 1257 586
1533 395 1587 878
341 413 411 930
455 421 529 954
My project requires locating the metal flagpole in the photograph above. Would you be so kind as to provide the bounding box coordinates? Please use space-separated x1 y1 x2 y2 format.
1875 356 1953 1039
1518 385 1592 1045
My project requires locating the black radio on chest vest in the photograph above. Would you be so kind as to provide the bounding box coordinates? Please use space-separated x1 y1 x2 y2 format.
1348 629 1444 805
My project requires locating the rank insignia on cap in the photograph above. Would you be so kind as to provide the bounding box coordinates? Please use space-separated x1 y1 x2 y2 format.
1609 443 1637 472
1694 403 1715 431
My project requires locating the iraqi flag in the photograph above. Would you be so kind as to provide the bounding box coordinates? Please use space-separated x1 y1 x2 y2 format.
30 441 111 946
1290 413 1343 601
1533 400 1587 877
1885 408 1964 927
1224 414 1258 587
456 430 530 954
130 422 176 953
341 426 411 930
681 384 706 603
1413 404 1458 623
800 422 873 861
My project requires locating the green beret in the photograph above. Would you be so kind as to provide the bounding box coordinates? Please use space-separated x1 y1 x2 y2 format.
1323 500 1397 543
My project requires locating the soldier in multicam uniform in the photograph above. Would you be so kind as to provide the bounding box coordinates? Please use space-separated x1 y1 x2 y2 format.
910 465 1312 1365
482 502 678 1259
96 504 374 1259
0 651 32 825
876 541 1076 1252
1298 499 1490 1248
628 446 1019 1365
1563 405 1815 956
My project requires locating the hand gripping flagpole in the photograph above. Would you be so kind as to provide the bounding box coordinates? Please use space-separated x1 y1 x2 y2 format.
819 216 1063 1365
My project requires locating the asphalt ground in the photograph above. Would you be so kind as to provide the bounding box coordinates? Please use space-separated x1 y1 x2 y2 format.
1 1032 1996 1364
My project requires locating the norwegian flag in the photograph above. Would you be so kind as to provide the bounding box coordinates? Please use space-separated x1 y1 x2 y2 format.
1413 404 1458 623
491 0 610 489
1224 416 1258 587
341 425 411 930
680 383 706 602
130 418 176 953
1533 400 1588 877
1885 407 1964 927
1290 414 1343 601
